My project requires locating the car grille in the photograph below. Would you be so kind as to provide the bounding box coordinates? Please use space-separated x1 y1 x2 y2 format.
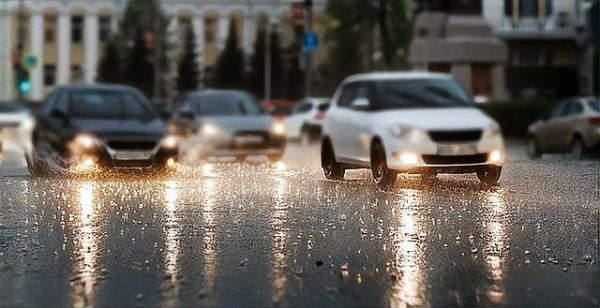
422 154 488 165
107 140 157 151
113 159 153 168
428 130 483 142
230 132 269 150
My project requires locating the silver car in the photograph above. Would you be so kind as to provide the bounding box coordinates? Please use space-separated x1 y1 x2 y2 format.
527 97 600 159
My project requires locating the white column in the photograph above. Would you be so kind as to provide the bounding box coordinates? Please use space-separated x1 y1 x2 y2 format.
30 10 44 100
243 10 254 55
84 11 98 83
218 14 229 50
0 7 13 100
57 11 71 84
192 14 205 87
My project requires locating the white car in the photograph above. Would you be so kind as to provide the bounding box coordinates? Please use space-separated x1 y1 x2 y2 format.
285 97 329 144
0 101 35 152
321 72 505 189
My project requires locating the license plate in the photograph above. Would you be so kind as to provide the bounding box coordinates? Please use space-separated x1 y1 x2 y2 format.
234 135 264 145
113 151 152 160
437 144 477 156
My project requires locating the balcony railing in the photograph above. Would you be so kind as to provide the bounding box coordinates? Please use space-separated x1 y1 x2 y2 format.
496 14 575 33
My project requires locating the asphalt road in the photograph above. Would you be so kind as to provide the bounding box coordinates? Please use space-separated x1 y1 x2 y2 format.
0 131 598 307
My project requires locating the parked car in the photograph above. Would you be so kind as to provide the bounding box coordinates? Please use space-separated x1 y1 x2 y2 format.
27 84 179 175
527 97 600 159
321 72 505 189
169 90 286 162
285 97 330 144
0 101 35 152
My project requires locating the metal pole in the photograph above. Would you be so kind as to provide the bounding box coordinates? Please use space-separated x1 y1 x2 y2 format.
304 0 313 98
16 0 25 101
154 10 161 101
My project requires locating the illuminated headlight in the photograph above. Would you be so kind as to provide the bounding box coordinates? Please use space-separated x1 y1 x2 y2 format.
161 135 179 149
73 134 100 150
22 117 35 130
483 126 502 138
488 149 503 164
201 123 220 137
271 121 286 136
390 125 427 143
396 152 419 165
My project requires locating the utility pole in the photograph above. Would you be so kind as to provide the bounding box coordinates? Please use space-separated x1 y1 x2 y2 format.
304 0 313 98
265 1 277 102
15 0 25 101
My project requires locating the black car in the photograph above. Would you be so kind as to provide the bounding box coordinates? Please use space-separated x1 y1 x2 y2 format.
169 90 286 162
27 84 178 175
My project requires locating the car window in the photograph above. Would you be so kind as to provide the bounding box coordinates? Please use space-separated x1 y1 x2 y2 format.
68 89 157 120
189 92 265 116
294 103 312 114
565 101 583 116
549 102 567 119
337 84 358 108
588 98 600 112
371 78 471 110
0 102 26 113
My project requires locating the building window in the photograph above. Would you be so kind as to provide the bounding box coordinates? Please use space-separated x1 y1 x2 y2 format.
99 16 111 42
472 64 493 98
44 16 56 43
428 63 451 73
43 65 56 86
205 17 216 43
71 65 83 81
178 17 192 40
71 16 83 43
520 0 539 17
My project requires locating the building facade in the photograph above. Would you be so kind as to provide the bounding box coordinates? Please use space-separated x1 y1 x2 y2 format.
0 0 325 101
483 0 594 98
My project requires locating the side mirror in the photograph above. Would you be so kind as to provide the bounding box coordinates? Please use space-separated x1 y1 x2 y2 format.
351 98 369 110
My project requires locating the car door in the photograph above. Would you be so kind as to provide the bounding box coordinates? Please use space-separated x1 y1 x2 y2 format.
328 83 358 161
37 89 68 153
286 101 311 138
536 101 568 150
559 100 585 150
345 82 374 163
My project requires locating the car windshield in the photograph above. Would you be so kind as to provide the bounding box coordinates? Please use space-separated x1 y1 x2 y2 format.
68 89 157 120
589 98 600 112
0 102 27 113
372 78 471 110
188 93 265 116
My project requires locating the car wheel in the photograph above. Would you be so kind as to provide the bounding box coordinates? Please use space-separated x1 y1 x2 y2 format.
477 166 502 186
27 146 50 177
371 142 397 189
527 136 542 159
569 136 584 160
321 139 344 180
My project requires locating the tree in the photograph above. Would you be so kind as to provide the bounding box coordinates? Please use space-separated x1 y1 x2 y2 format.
96 37 121 83
177 26 199 93
247 24 284 99
214 19 245 89
269 29 284 99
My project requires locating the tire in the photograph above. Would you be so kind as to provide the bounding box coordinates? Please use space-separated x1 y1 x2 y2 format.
370 141 397 189
321 139 344 180
477 166 502 186
27 147 51 177
569 136 584 160
527 136 542 159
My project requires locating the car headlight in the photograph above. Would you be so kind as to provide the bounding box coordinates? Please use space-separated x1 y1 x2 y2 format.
271 121 286 136
73 134 100 150
161 135 179 149
390 125 427 143
22 117 35 130
201 123 220 137
483 126 502 138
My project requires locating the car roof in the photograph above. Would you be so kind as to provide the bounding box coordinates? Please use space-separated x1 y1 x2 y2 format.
343 71 453 84
187 89 251 97
55 82 140 92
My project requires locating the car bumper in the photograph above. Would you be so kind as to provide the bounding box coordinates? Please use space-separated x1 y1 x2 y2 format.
72 147 178 171
384 135 505 173
196 134 286 158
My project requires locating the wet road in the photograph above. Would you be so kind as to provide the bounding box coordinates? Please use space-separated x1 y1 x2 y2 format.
0 133 598 307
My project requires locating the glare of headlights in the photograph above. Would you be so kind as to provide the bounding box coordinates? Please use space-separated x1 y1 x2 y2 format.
391 126 426 143
489 150 503 163
271 122 286 135
202 123 219 137
166 157 176 168
162 135 179 149
22 117 35 130
74 134 98 150
398 152 419 165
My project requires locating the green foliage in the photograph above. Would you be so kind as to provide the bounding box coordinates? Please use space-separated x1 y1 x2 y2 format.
96 37 121 83
248 25 266 98
177 26 199 93
477 100 556 137
214 20 245 89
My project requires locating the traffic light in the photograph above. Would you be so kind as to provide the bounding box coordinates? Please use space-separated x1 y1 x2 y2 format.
15 65 31 96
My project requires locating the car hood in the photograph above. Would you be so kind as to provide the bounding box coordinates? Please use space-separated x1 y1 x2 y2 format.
371 108 497 131
69 118 167 138
195 115 273 132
